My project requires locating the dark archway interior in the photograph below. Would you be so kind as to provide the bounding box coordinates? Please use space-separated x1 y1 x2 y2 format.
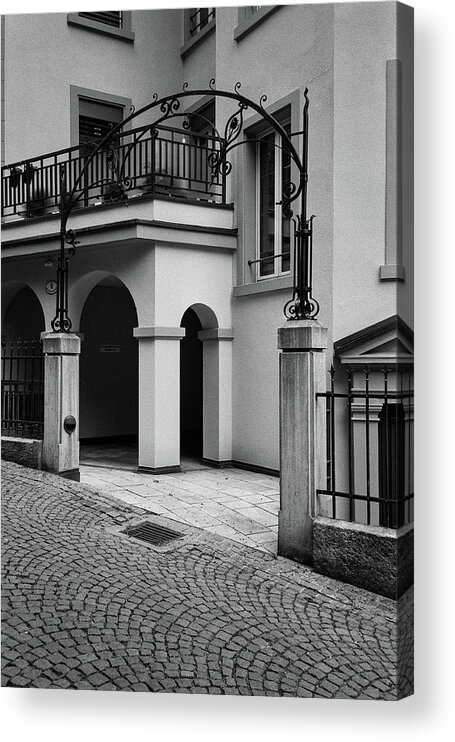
180 307 203 459
2 286 45 340
79 279 138 442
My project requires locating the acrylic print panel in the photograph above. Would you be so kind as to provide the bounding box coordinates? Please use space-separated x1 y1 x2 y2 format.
1 0 413 702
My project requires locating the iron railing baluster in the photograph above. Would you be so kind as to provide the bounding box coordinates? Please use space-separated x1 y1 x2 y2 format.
330 366 336 519
348 367 354 522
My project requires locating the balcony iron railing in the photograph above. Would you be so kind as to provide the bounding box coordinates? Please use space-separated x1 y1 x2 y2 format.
1 124 226 221
189 8 215 37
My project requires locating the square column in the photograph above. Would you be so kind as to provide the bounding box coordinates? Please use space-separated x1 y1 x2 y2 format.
134 326 185 473
277 320 328 564
41 332 81 480
198 328 234 466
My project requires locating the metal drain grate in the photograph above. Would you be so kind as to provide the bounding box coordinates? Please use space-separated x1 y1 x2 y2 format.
123 521 183 547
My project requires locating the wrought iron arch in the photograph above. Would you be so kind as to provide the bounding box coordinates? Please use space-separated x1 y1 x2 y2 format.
53 80 319 332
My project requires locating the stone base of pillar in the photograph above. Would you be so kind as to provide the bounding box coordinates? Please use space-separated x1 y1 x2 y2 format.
41 332 81 478
138 464 181 475
277 319 328 565
59 468 81 482
202 457 233 469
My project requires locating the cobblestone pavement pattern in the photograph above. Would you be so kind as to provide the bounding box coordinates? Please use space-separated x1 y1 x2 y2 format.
2 462 413 698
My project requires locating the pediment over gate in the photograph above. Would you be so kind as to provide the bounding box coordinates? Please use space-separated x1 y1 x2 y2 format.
334 315 413 367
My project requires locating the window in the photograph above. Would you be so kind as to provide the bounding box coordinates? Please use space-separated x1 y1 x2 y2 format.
234 6 278 42
69 87 132 207
189 8 216 37
78 99 124 155
78 11 123 28
254 117 291 279
67 11 134 42
245 6 264 16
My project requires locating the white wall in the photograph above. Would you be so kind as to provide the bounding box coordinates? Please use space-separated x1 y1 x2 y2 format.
3 10 183 163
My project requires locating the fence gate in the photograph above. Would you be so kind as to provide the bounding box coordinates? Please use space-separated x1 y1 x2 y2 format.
1 338 44 439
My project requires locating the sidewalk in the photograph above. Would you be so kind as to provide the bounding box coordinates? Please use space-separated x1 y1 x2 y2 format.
1 461 413 698
80 464 280 554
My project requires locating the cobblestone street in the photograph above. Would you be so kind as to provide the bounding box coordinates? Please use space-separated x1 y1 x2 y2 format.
1 461 413 699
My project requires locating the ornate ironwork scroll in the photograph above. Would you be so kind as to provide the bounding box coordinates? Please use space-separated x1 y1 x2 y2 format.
53 81 319 332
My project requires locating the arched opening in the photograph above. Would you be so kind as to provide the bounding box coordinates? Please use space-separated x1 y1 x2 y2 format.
79 276 138 466
180 307 203 463
2 286 45 340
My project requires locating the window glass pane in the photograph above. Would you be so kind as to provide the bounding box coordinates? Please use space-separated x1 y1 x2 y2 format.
259 131 275 277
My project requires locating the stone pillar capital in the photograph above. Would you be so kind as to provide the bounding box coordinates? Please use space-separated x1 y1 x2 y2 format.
133 326 185 340
278 320 327 352
198 328 234 342
41 332 81 355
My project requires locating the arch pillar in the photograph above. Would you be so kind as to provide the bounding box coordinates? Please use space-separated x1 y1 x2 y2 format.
198 328 234 467
133 326 185 473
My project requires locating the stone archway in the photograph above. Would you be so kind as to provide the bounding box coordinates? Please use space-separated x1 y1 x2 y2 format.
79 275 138 451
180 302 232 468
2 284 45 340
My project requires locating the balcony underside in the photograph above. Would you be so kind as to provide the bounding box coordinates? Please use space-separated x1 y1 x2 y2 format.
1 195 236 260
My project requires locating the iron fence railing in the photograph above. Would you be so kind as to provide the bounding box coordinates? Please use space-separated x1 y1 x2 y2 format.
1 123 226 220
1 338 44 440
316 365 414 529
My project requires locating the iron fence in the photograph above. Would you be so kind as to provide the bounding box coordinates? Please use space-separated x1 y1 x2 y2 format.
1 123 225 220
316 365 414 529
1 338 44 439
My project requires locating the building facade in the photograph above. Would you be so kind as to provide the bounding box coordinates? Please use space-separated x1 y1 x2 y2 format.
1 4 413 533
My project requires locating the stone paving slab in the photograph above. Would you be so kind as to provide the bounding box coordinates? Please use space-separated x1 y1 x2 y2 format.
1 461 413 698
80 464 282 554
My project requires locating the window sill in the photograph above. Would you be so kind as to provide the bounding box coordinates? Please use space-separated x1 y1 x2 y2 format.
234 6 279 43
233 275 293 297
67 14 135 42
379 264 405 281
180 19 216 58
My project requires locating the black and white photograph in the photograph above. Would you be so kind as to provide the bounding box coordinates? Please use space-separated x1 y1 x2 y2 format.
1 0 422 720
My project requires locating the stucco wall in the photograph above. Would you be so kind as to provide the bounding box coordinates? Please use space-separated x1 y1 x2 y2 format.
3 10 183 163
333 1 413 339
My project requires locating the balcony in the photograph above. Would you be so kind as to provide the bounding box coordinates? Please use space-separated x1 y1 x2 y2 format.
1 124 226 223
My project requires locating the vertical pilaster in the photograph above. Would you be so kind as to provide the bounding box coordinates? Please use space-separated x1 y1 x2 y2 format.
277 320 328 564
41 332 81 480
134 326 185 473
380 58 405 281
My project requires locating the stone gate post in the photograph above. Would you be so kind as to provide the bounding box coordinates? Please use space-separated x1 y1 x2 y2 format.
41 332 81 480
277 319 328 564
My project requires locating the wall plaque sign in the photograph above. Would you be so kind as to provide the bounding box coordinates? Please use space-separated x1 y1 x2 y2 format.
100 344 120 353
